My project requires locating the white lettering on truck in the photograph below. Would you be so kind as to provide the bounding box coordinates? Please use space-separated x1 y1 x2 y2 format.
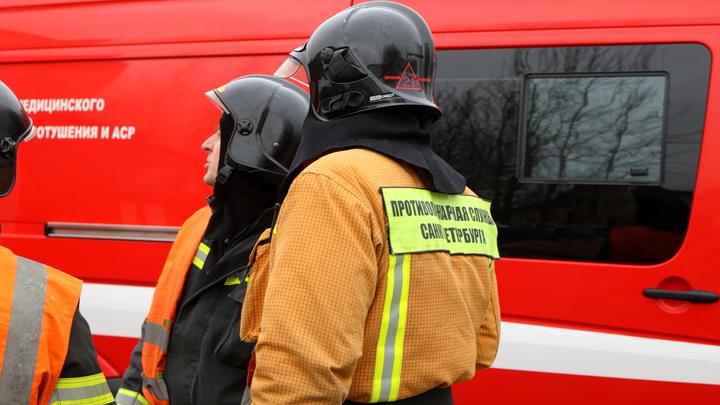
21 98 106 114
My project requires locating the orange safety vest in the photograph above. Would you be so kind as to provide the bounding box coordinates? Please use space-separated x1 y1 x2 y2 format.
0 246 82 405
140 206 212 405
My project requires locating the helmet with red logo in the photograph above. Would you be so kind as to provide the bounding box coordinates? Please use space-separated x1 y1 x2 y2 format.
0 80 36 197
275 1 440 121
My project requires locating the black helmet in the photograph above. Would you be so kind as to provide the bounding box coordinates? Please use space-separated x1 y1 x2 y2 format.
0 80 36 197
205 75 310 186
275 1 440 122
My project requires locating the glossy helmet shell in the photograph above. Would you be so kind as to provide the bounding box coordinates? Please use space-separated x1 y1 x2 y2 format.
291 1 440 121
206 75 310 185
0 80 34 197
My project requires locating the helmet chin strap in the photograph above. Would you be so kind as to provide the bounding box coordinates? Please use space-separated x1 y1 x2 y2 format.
214 164 234 186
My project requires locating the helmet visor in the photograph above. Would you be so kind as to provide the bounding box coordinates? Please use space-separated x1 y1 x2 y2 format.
205 86 231 114
22 121 37 142
274 57 308 88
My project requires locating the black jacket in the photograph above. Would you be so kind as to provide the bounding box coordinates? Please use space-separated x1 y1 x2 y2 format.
119 208 273 405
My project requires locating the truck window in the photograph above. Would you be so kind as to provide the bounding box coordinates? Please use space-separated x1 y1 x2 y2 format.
432 44 710 265
521 74 666 185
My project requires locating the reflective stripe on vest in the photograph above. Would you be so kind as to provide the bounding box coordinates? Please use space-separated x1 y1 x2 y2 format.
371 253 411 403
142 317 172 401
143 240 211 360
144 319 173 353
380 187 500 258
116 388 152 405
142 373 170 401
140 205 212 405
141 239 211 382
192 242 210 270
0 256 47 404
48 372 114 405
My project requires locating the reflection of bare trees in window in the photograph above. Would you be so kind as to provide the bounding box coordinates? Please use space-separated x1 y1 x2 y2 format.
525 75 665 183
432 77 519 219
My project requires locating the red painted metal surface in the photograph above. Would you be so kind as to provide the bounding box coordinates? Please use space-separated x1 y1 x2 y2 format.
0 0 718 398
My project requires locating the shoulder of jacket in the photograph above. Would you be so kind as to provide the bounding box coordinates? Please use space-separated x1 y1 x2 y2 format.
181 205 213 228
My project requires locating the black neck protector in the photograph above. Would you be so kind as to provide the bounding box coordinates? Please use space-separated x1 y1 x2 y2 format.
279 107 466 201
204 113 279 242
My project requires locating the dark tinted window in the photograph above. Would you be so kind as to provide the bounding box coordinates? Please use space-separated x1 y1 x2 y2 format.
522 74 666 184
432 44 710 264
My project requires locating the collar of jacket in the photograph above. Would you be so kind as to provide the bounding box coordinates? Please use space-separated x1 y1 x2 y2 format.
182 207 275 300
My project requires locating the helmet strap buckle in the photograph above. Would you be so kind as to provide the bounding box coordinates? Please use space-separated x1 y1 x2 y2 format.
215 164 233 186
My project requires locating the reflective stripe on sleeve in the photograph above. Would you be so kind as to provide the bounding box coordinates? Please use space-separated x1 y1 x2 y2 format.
115 388 151 405
191 242 210 269
371 253 411 402
0 256 48 404
48 372 114 405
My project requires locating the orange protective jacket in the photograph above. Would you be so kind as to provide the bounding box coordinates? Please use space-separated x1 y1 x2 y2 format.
139 206 212 405
240 149 500 404
0 245 81 404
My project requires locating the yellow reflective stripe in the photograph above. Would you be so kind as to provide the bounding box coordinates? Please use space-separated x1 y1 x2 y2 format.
53 373 107 389
192 242 211 269
371 253 411 402
115 388 151 405
49 372 114 405
381 187 499 258
224 275 240 285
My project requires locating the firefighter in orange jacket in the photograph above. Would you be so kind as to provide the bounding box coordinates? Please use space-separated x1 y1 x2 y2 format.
115 75 309 405
240 2 501 405
0 80 115 404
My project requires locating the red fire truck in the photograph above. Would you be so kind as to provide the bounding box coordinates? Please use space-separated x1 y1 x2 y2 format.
1 0 718 403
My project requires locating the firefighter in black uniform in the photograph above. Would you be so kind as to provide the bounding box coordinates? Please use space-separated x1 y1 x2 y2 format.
115 75 309 405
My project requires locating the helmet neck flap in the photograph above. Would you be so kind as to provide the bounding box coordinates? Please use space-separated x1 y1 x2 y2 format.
278 107 466 203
